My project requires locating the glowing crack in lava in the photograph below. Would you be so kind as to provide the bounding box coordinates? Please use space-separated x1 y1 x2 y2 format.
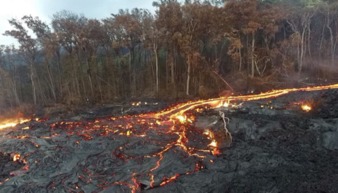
2 83 338 192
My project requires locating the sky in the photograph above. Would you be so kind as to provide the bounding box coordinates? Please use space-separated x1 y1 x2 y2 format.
0 0 156 47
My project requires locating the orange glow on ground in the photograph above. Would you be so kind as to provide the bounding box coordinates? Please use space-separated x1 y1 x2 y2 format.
0 117 30 130
301 104 312 112
2 83 338 191
175 114 187 124
149 83 338 120
12 153 21 162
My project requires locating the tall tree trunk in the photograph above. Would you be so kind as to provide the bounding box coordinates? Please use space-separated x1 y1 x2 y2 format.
11 77 20 106
46 61 56 102
30 63 37 105
299 28 306 74
154 43 159 95
128 49 133 97
10 63 20 106
307 24 312 58
296 33 301 72
105 47 117 98
239 47 242 72
170 48 175 85
56 50 63 100
326 14 335 66
319 19 326 54
250 33 256 78
186 54 191 96
36 71 47 105
73 54 81 98
85 58 94 97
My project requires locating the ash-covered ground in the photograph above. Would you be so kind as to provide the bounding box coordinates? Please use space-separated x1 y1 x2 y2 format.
1 89 338 193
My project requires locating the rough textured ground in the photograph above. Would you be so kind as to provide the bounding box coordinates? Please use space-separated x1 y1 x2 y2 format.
0 90 338 193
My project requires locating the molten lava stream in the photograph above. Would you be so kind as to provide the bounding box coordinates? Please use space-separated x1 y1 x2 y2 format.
148 83 338 119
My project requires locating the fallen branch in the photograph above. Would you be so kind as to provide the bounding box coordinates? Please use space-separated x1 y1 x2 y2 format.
219 111 232 147
212 71 234 92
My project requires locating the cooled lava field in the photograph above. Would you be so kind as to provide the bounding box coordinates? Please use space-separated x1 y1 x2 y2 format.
0 85 338 193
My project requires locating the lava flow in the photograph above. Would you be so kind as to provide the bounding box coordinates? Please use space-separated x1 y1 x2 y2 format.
1 83 338 192
0 116 30 130
151 83 338 120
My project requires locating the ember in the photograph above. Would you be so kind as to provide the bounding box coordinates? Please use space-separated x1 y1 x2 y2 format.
12 153 20 162
0 83 338 192
301 104 312 112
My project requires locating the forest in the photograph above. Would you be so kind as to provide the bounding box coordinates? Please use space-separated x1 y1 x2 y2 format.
0 0 338 112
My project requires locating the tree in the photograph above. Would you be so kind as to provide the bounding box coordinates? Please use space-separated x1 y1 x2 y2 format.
22 15 58 102
286 6 315 74
52 11 91 103
0 46 21 107
4 18 39 105
141 11 160 95
155 0 183 93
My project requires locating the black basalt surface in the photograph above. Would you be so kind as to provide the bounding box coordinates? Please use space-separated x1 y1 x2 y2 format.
0 90 338 193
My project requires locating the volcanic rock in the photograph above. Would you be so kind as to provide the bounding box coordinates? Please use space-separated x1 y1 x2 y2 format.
1 89 338 193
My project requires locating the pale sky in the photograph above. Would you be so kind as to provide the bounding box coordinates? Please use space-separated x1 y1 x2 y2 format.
0 0 156 46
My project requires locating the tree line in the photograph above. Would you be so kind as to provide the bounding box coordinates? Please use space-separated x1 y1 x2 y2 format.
0 0 338 110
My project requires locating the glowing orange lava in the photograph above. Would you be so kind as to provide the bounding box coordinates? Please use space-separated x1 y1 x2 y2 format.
0 117 30 130
140 83 338 157
301 104 312 112
157 83 338 117
2 83 338 191
12 153 21 162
